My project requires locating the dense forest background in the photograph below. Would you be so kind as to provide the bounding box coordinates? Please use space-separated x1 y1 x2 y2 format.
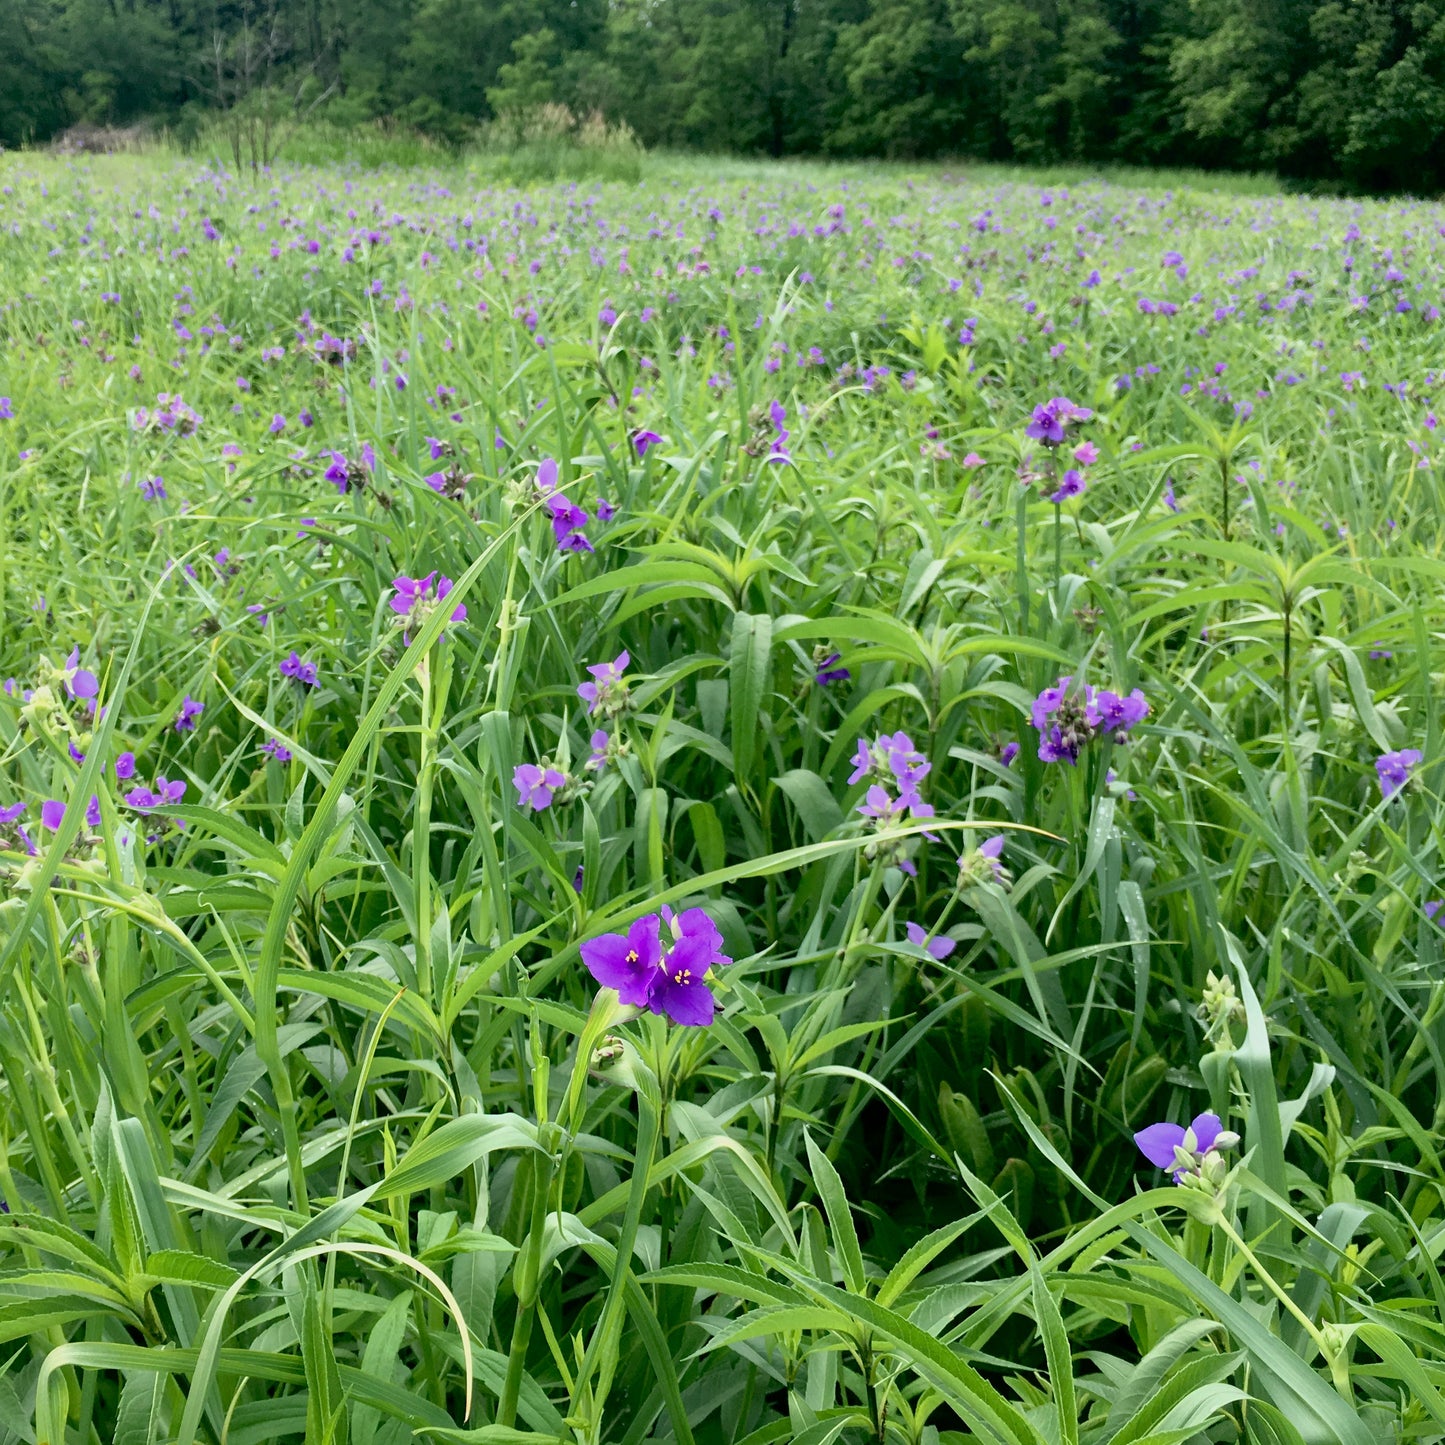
4 0 1445 190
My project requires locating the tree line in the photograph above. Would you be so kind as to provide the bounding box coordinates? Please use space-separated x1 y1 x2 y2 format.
4 0 1444 191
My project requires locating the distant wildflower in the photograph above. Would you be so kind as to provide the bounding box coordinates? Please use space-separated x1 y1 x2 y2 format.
1377 748 1423 798
115 752 136 781
141 476 167 501
1049 468 1086 503
262 737 293 763
585 729 613 771
633 429 663 457
174 696 204 732
0 398 12 421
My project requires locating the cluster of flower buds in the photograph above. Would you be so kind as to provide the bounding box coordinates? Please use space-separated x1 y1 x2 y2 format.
1197 969 1247 1047
958 834 1010 888
133 393 201 435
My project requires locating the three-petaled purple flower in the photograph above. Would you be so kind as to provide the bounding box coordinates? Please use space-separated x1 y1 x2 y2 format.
815 651 850 686
390 572 467 643
849 732 930 789
633 429 663 458
63 648 99 703
578 652 631 718
279 651 319 687
514 762 568 811
581 905 730 1026
1377 748 1423 798
174 696 204 732
262 737 293 763
1134 1112 1227 1182
1049 468 1086 504
1025 396 1093 447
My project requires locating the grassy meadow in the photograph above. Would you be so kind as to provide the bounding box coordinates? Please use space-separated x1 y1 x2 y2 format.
1 148 1445 1444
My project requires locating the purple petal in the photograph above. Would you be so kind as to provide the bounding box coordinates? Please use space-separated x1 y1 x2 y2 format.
1134 1122 1187 1171
1190 1113 1224 1154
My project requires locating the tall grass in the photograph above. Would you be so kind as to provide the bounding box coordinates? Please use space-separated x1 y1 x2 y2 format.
0 149 1443 1444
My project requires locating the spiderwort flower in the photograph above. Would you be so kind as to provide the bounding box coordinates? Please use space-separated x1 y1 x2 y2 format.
513 762 568 811
141 476 167 501
1048 468 1086 503
279 651 319 687
261 737 293 763
905 921 956 960
390 572 467 643
1135 1112 1237 1184
63 648 99 702
581 906 730 1026
578 652 631 718
1377 748 1423 798
633 429 663 458
548 494 593 553
323 445 374 494
1025 396 1092 447
959 834 1010 887
174 696 204 732
1094 688 1150 742
849 732 930 788
124 776 187 812
585 730 612 771
814 649 850 686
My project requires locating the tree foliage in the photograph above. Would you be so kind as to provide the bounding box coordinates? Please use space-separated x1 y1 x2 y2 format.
6 0 1445 187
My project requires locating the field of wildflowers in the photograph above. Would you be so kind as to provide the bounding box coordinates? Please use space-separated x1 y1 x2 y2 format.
2 151 1445 1445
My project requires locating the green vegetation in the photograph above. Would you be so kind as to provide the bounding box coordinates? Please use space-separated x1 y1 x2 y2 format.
2 151 1445 1443
8 0 1445 190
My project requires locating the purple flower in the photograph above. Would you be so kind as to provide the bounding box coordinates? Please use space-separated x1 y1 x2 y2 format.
582 907 729 1026
262 737 293 762
324 446 373 494
857 783 934 824
548 494 593 552
269 414 287 434
1031 676 1099 765
174 696 204 732
513 762 567 811
125 775 187 812
633 429 663 458
63 648 99 701
1135 1112 1226 1182
582 914 663 1007
905 921 956 960
279 651 320 687
814 651 850 686
578 651 631 717
0 398 12 420
1048 468 1086 504
585 729 611 771
1025 396 1092 447
1094 688 1149 742
390 572 467 641
141 476 167 501
597 498 616 522
40 800 67 830
849 732 930 788
999 742 1020 768
1377 748 1423 798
